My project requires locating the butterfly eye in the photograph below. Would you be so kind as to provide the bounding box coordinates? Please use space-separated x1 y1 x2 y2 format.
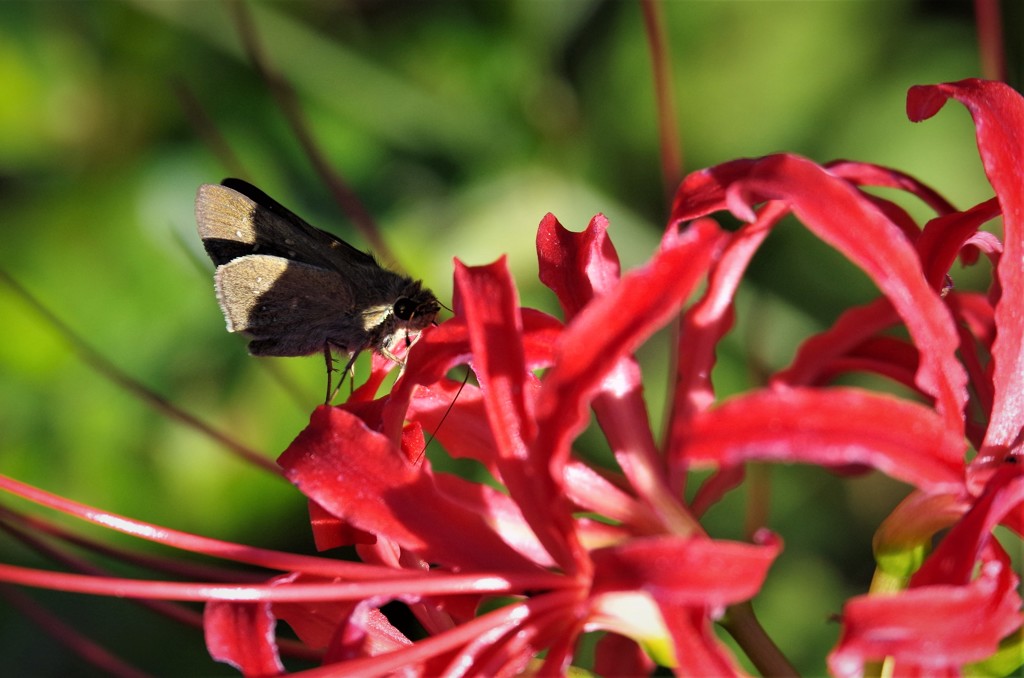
393 297 417 320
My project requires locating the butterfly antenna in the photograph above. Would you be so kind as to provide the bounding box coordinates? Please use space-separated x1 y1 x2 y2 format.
415 368 470 463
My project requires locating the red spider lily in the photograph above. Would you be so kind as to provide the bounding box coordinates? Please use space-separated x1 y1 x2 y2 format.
669 78 1024 676
274 218 787 676
270 78 1023 674
2 78 1022 677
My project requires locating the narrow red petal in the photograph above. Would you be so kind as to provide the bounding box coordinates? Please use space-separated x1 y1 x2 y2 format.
594 633 656 677
908 80 1024 454
689 466 746 518
779 315 923 394
660 605 747 677
668 205 785 465
590 532 780 608
669 157 760 223
399 309 564 470
307 499 376 550
721 154 967 434
454 257 579 572
680 387 964 492
433 472 557 567
822 336 920 391
204 600 284 676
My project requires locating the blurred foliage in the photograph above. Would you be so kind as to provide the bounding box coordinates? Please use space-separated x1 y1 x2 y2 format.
0 0 1009 675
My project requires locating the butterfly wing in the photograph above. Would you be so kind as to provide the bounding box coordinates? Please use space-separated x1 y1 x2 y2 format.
213 254 365 357
195 179 378 272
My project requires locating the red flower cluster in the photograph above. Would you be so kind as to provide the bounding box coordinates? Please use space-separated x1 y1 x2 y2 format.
1 79 1021 677
253 79 1024 674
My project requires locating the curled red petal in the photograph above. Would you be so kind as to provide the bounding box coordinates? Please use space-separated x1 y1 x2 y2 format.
778 305 924 394
912 460 1024 586
680 387 964 492
307 499 376 550
821 336 921 391
533 218 726 482
270 573 353 652
828 557 1022 677
590 533 781 676
719 153 967 434
825 160 956 216
204 599 284 677
669 157 761 223
908 80 1024 453
536 212 621 318
917 197 1002 289
323 603 414 666
668 206 785 463
278 406 543 573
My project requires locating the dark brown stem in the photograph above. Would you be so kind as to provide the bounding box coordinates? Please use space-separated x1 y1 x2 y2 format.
0 270 278 475
227 0 397 265
722 601 800 677
172 78 248 179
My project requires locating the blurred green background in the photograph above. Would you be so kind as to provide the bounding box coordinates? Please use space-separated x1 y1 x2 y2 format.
0 1 1016 675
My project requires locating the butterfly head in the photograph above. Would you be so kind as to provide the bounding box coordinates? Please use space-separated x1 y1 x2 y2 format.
394 281 441 331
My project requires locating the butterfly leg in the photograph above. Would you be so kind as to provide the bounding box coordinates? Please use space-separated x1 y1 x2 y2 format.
323 343 335 405
379 345 406 367
328 350 361 404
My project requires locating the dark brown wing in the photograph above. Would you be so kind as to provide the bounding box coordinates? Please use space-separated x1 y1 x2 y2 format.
195 179 379 272
213 254 364 357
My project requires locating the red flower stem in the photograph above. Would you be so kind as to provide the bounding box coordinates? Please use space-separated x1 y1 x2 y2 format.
974 0 1007 83
744 464 772 540
640 0 684 205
